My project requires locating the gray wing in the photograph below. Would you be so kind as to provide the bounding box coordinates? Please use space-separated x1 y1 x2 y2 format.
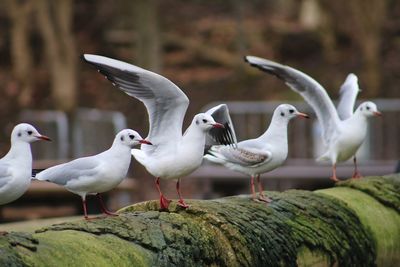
245 56 341 145
0 163 12 188
216 146 271 167
337 73 360 120
83 54 189 150
36 157 100 186
205 104 237 147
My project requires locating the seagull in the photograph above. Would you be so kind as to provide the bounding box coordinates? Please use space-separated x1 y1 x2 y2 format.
82 54 235 210
205 104 309 202
0 123 50 206
34 129 151 219
245 56 382 181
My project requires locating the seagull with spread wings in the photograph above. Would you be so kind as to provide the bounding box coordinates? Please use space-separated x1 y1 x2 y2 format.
83 55 235 210
245 56 382 181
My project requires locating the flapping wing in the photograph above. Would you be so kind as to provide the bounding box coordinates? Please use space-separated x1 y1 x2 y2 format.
216 146 271 167
337 73 360 120
245 56 341 145
0 163 12 189
83 54 189 148
205 104 237 147
36 157 100 186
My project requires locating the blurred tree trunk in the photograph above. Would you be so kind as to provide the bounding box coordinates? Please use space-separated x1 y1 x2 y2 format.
232 0 248 73
35 0 77 112
6 0 35 108
300 0 338 64
133 0 161 72
347 0 386 97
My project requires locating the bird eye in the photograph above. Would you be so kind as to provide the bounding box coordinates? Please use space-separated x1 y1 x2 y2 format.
280 112 285 117
366 106 370 110
27 130 33 135
202 119 208 123
129 134 135 140
289 109 294 114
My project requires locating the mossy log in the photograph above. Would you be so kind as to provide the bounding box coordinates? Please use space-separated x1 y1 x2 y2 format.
0 174 399 267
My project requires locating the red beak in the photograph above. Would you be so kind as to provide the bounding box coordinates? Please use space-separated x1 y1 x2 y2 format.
296 112 310 119
34 135 51 141
139 139 152 145
212 123 225 129
373 111 382 117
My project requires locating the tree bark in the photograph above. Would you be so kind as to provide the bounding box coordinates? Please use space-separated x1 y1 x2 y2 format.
0 174 399 266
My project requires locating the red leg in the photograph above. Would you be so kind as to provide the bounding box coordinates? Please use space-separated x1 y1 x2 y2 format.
257 175 272 203
97 193 118 216
330 164 339 182
250 175 256 200
352 157 363 179
176 179 189 208
82 197 89 220
155 177 171 210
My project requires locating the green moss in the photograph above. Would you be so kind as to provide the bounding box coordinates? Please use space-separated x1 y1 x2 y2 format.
0 233 30 267
19 230 153 267
296 246 331 267
1 175 399 266
336 175 400 212
319 187 400 267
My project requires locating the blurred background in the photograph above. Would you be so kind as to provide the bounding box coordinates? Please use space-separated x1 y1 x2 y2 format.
0 0 399 222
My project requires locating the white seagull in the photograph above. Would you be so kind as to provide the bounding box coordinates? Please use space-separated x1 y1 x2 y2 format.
35 129 150 219
245 56 382 181
82 54 235 210
205 104 309 202
0 123 50 206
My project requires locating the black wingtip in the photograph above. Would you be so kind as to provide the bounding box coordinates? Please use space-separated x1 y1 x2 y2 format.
32 168 45 178
80 54 87 62
243 56 249 63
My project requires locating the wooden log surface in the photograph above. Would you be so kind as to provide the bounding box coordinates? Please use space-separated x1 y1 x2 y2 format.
0 174 399 267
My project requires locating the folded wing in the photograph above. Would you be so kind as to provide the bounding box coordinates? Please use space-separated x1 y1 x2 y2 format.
209 146 271 167
35 157 100 186
0 163 12 188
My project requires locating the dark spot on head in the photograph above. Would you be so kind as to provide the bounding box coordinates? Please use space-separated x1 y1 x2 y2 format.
18 132 21 137
280 112 285 117
202 119 208 123
360 107 363 111
289 109 294 114
120 136 124 141
196 120 199 125
129 134 135 140
27 130 33 135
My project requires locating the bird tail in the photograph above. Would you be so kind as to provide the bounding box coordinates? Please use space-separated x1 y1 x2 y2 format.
31 168 46 179
316 151 330 162
204 146 227 165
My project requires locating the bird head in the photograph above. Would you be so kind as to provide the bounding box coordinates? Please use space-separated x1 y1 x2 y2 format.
11 123 51 144
357 101 382 118
193 113 224 132
116 129 152 148
274 104 309 121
